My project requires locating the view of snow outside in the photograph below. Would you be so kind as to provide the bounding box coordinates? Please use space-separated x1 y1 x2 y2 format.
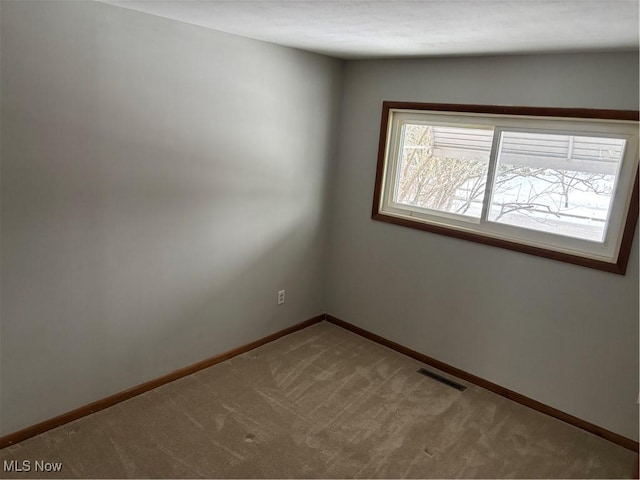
396 124 491 219
396 125 624 243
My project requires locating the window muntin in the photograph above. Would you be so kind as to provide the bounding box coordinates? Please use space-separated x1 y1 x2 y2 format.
374 103 639 274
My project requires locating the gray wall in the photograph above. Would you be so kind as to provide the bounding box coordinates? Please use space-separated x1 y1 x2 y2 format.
325 53 639 441
0 1 342 435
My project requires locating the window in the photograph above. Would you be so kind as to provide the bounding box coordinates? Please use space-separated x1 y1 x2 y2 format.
373 102 639 274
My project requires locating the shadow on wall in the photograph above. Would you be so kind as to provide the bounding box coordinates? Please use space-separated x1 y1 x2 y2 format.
1 118 329 428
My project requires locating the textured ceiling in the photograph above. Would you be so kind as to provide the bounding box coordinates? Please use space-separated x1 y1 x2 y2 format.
102 1 639 59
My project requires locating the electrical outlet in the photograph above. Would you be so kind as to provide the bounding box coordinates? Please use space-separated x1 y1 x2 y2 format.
277 290 285 305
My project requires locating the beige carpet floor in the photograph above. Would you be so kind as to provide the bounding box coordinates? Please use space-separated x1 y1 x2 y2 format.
1 321 636 478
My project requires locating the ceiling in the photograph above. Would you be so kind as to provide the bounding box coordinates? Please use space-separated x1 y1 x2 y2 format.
102 1 640 59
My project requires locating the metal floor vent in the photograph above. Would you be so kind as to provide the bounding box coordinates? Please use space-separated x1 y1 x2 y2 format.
417 368 467 391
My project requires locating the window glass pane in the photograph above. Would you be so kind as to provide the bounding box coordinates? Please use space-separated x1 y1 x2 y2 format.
488 131 625 242
394 124 493 218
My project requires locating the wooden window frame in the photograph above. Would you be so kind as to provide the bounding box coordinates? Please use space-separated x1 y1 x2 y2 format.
372 102 639 274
